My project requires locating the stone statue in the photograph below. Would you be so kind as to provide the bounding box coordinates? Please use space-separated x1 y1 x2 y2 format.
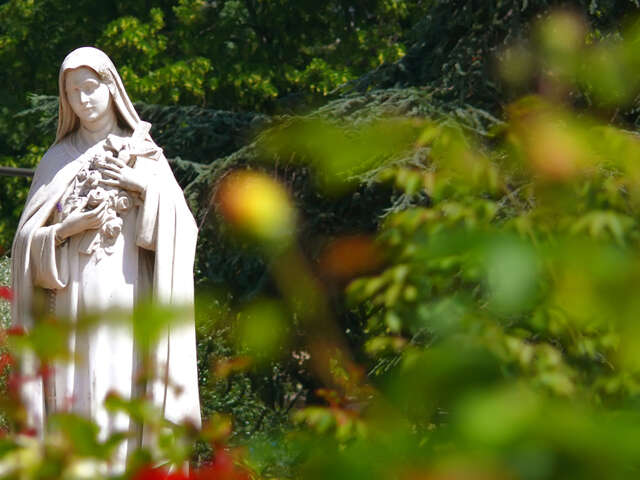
10 47 200 466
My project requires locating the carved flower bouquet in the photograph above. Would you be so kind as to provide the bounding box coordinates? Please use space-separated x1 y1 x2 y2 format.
54 132 148 262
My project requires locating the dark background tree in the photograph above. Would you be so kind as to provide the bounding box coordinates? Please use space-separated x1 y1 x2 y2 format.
4 1 640 477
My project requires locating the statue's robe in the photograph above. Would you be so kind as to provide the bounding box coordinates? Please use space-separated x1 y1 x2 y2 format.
11 133 201 462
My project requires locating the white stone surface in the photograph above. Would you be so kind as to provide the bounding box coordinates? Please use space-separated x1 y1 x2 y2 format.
11 47 201 467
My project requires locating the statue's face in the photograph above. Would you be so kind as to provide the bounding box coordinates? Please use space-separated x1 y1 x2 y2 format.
64 67 113 127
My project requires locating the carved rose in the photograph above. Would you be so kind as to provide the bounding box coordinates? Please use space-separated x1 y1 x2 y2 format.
76 169 88 182
90 154 103 169
102 217 123 239
115 194 132 214
86 170 102 187
86 187 107 207
62 197 85 218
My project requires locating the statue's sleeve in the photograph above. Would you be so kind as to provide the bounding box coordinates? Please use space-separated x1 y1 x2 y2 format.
135 152 192 257
136 167 160 251
136 157 160 251
30 225 69 290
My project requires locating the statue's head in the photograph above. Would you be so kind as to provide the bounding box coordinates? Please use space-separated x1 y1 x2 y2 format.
64 66 115 129
56 47 141 143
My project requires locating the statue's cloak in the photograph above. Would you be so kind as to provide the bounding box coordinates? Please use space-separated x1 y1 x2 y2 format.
10 47 201 436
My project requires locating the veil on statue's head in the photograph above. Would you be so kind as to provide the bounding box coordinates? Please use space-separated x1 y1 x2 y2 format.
55 46 141 143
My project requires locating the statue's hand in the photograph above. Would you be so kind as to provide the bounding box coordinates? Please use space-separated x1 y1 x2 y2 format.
100 153 148 195
56 200 108 240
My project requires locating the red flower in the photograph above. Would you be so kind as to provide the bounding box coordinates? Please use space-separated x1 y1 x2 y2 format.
7 372 33 397
7 373 21 395
0 353 14 373
133 467 165 480
0 286 12 301
168 473 189 480
191 450 250 480
133 466 189 480
37 363 54 380
20 427 37 437
133 451 251 480
5 326 25 337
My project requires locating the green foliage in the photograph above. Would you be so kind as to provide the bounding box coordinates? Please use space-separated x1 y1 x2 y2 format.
201 10 640 478
8 2 640 479
344 0 640 111
0 0 421 112
0 0 425 249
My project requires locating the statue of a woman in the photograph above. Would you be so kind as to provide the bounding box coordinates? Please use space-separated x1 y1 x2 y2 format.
11 47 200 465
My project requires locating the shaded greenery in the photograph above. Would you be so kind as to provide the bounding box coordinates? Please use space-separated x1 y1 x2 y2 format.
5 1 640 479
0 0 424 249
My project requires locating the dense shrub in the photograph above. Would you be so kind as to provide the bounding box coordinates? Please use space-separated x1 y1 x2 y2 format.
4 2 640 479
